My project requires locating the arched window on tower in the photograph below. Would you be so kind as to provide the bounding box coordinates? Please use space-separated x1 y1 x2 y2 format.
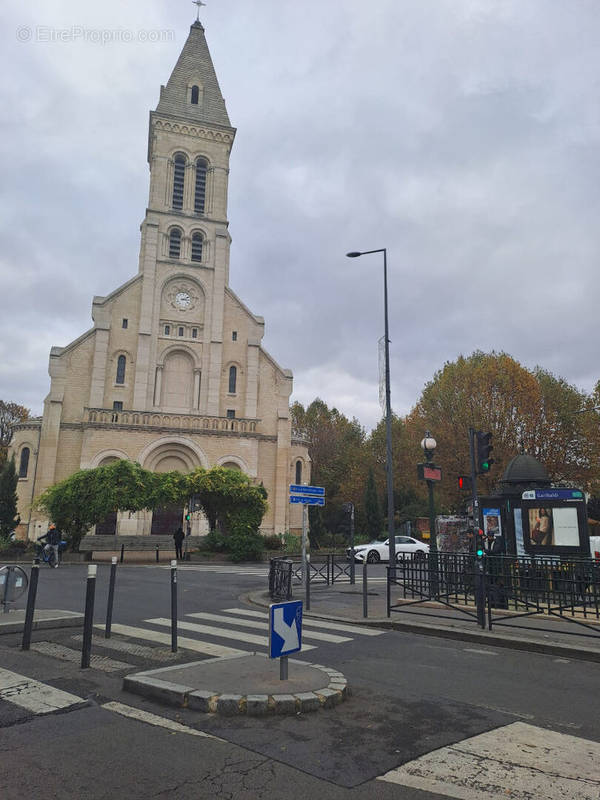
169 228 182 259
172 154 186 210
19 447 30 478
191 85 200 104
194 158 208 213
116 355 126 384
228 365 237 394
295 460 302 485
191 232 203 262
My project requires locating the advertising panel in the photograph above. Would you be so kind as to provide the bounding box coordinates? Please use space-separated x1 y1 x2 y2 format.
527 506 579 547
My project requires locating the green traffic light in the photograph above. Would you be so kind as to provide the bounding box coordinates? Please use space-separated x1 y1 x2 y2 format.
481 461 490 471
477 548 484 557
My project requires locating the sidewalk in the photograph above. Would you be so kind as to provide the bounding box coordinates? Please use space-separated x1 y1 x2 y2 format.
247 580 600 664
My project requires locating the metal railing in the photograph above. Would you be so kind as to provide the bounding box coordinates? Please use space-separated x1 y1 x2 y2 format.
387 552 600 637
268 558 293 601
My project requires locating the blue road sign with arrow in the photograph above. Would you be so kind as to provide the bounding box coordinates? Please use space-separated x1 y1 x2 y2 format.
269 600 303 658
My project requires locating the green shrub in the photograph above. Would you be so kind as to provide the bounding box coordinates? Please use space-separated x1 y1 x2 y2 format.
228 530 265 563
201 530 228 552
263 533 283 550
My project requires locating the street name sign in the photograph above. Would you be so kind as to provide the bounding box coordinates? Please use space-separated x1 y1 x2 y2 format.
289 485 325 496
269 600 303 658
289 484 326 506
522 489 584 501
289 496 325 506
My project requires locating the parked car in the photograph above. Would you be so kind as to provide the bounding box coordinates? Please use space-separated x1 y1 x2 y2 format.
347 536 430 563
590 535 600 560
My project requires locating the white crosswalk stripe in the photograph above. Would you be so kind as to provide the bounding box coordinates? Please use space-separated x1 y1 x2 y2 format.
186 612 351 643
89 605 384 659
95 623 246 658
150 564 269 576
0 667 85 714
144 617 318 651
222 607 386 636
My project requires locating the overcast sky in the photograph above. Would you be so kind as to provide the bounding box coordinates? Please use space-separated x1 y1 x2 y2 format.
2 0 599 432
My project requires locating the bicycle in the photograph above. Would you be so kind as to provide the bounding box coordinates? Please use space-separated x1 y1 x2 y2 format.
35 541 67 568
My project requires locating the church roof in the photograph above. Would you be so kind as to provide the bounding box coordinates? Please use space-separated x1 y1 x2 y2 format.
155 22 231 128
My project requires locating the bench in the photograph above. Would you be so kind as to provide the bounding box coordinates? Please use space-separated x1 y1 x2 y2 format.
79 535 203 563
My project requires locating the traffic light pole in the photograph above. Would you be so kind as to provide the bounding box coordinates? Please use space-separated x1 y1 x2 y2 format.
469 427 486 628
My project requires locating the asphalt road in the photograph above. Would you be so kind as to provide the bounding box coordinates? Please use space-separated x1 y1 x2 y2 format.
1 564 599 798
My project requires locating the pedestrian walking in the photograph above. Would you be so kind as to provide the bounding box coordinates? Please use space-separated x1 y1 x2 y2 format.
173 526 185 560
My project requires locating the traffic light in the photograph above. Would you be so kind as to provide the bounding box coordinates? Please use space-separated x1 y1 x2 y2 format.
476 431 494 474
185 512 191 521
475 528 485 558
458 475 471 491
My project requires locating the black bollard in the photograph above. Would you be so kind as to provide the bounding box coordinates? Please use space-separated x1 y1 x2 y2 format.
120 543 125 563
81 565 97 668
170 559 177 653
363 559 368 618
305 554 310 612
156 544 160 563
22 559 40 651
105 556 117 638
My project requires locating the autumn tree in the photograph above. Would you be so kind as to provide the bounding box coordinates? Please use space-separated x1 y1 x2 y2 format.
291 399 365 537
405 351 600 507
0 400 30 467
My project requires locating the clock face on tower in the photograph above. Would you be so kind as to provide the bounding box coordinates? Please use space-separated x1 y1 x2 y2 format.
175 291 191 310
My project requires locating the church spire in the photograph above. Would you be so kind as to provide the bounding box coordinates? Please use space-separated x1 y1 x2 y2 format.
155 21 231 128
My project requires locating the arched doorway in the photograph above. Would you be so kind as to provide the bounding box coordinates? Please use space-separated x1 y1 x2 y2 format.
95 455 120 534
149 451 188 535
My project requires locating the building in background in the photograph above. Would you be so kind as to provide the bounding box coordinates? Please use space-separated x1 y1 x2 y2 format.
11 20 309 540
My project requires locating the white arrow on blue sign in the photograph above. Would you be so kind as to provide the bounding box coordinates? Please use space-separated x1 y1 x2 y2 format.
269 600 303 658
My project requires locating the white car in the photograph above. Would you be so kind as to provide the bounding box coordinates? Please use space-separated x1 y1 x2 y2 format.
347 536 430 563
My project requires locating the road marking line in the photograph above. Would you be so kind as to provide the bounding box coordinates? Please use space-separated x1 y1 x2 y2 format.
378 722 600 799
94 624 246 658
0 667 85 715
186 612 351 643
102 701 220 739
463 648 498 656
144 617 317 651
222 607 385 636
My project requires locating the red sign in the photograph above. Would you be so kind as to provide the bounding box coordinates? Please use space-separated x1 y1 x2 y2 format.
423 466 442 482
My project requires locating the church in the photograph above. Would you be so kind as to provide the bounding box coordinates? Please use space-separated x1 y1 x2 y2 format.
11 20 309 540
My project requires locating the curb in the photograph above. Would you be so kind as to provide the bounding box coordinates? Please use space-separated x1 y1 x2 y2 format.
123 655 350 716
0 612 84 636
245 592 600 664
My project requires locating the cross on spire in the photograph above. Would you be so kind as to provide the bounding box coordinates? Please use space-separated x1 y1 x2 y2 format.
193 0 206 21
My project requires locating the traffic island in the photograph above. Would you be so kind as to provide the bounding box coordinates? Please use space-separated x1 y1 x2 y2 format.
123 652 350 716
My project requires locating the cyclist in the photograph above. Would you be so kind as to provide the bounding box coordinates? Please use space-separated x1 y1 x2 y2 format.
37 523 61 568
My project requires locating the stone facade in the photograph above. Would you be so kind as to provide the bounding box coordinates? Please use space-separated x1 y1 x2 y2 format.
10 22 309 541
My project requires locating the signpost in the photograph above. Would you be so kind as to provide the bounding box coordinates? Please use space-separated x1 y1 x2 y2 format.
269 600 303 680
289 484 326 611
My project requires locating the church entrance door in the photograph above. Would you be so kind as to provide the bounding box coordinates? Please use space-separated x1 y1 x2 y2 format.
151 506 184 535
96 511 117 535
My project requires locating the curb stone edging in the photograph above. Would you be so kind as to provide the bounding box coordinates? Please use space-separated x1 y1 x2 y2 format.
123 658 349 716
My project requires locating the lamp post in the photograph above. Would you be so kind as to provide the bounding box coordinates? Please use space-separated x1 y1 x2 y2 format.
421 431 438 596
346 248 395 566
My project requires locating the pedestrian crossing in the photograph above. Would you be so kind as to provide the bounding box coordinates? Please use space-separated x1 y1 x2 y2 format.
94 606 385 659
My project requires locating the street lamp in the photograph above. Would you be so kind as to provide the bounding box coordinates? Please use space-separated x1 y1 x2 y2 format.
346 248 395 565
421 431 438 595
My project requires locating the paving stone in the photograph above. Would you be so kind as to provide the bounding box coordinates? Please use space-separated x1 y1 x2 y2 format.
316 688 341 708
188 690 217 712
295 692 321 712
216 694 243 715
246 694 269 716
270 694 297 715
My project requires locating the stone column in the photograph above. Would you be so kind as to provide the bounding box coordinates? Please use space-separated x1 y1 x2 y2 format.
153 365 163 406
